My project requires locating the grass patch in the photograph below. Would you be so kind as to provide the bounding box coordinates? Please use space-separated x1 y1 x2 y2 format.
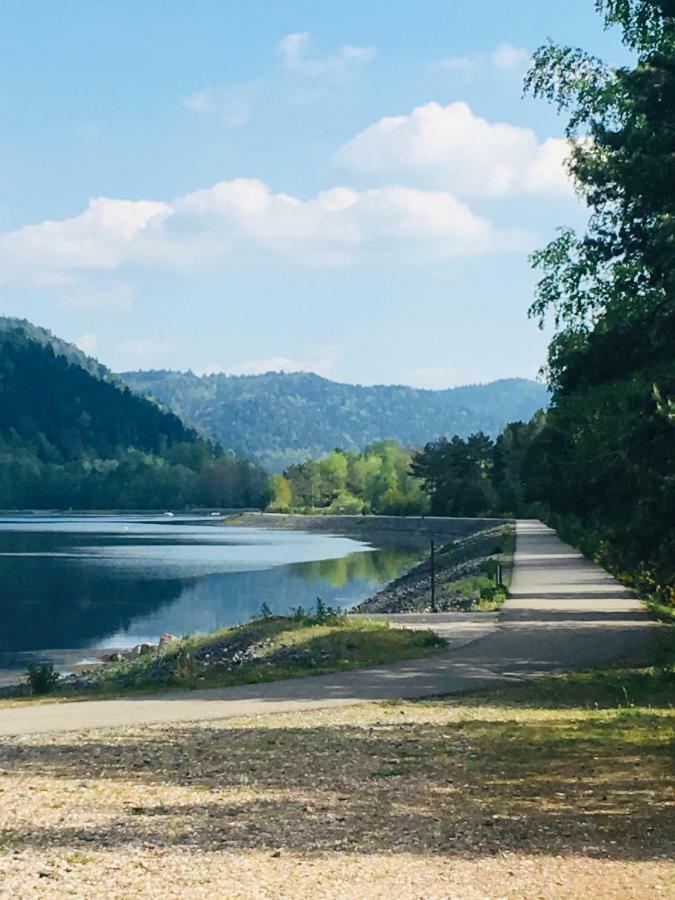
646 597 675 625
49 607 446 698
1 619 673 896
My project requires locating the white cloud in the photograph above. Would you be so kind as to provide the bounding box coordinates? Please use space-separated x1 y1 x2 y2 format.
76 333 98 356
116 337 176 369
439 42 530 80
335 101 572 198
278 32 375 78
490 43 530 73
198 351 337 378
181 81 262 127
0 198 169 283
0 176 531 285
146 178 526 266
60 281 135 311
407 365 463 390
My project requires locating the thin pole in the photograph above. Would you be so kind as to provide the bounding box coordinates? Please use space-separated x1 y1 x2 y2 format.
430 539 436 613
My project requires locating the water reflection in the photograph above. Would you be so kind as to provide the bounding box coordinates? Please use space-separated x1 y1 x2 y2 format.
0 515 419 675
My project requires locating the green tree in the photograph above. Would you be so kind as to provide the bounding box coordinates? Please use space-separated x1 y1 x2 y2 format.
411 433 495 517
523 0 675 600
269 474 293 511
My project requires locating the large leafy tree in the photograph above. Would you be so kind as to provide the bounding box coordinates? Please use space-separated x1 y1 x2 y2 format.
524 0 675 597
411 434 495 517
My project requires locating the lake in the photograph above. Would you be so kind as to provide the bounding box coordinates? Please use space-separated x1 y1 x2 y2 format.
0 514 420 682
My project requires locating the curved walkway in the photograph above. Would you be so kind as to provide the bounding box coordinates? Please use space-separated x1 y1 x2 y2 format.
0 521 660 736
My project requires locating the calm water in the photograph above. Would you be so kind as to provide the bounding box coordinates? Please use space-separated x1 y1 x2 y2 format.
0 514 419 680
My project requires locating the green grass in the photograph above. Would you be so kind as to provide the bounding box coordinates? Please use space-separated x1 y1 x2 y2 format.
53 612 446 697
646 597 675 625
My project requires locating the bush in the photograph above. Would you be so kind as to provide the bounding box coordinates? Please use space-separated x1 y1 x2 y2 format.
25 662 60 695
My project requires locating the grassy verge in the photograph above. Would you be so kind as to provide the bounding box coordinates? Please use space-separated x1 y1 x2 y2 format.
646 597 675 625
26 609 446 699
430 522 515 611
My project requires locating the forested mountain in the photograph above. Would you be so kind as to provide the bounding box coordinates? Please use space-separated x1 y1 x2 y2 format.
0 317 109 380
121 370 548 471
0 319 270 509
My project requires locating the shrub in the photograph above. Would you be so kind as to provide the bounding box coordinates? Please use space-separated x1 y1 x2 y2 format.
290 598 346 627
25 662 60 695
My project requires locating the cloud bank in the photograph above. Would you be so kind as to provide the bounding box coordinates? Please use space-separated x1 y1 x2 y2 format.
0 178 531 284
336 101 571 198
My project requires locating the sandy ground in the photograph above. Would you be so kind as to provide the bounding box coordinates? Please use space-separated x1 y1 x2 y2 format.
0 700 673 898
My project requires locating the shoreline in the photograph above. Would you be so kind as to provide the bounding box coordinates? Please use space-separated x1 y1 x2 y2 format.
0 514 510 690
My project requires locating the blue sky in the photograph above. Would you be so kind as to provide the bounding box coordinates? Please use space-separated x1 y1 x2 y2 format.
0 1 629 386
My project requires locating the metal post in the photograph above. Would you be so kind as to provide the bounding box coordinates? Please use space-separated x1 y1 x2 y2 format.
430 539 436 613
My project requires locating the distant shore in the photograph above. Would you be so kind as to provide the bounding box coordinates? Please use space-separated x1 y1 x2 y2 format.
224 511 505 543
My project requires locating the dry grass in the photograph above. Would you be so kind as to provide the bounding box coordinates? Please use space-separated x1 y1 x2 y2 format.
0 696 673 898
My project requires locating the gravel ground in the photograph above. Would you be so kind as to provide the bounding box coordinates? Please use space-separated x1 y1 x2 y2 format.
0 699 672 899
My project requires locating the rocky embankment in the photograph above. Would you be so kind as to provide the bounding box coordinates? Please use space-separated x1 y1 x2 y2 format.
224 512 501 547
353 524 512 614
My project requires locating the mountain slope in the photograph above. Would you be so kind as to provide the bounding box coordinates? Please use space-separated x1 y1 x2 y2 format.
120 370 549 471
0 319 269 509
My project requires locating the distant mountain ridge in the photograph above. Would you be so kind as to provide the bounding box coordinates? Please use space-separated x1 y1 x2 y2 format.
120 369 549 471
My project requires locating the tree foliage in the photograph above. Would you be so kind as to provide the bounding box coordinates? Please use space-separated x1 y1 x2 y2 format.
0 322 271 510
271 442 429 515
521 0 675 600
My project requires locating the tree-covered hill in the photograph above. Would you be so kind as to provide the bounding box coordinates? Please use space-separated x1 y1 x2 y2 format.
0 319 270 509
120 370 548 471
0 317 110 380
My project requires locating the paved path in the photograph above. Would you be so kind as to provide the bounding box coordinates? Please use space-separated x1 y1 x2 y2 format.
0 521 660 736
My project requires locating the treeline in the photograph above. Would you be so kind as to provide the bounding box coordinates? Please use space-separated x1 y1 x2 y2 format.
0 326 270 510
516 0 675 604
415 1 675 606
267 423 547 521
0 444 271 511
269 442 429 515
410 421 544 518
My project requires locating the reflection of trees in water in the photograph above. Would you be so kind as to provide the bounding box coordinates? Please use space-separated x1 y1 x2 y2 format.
287 548 421 589
0 554 185 651
0 535 420 658
115 548 421 638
